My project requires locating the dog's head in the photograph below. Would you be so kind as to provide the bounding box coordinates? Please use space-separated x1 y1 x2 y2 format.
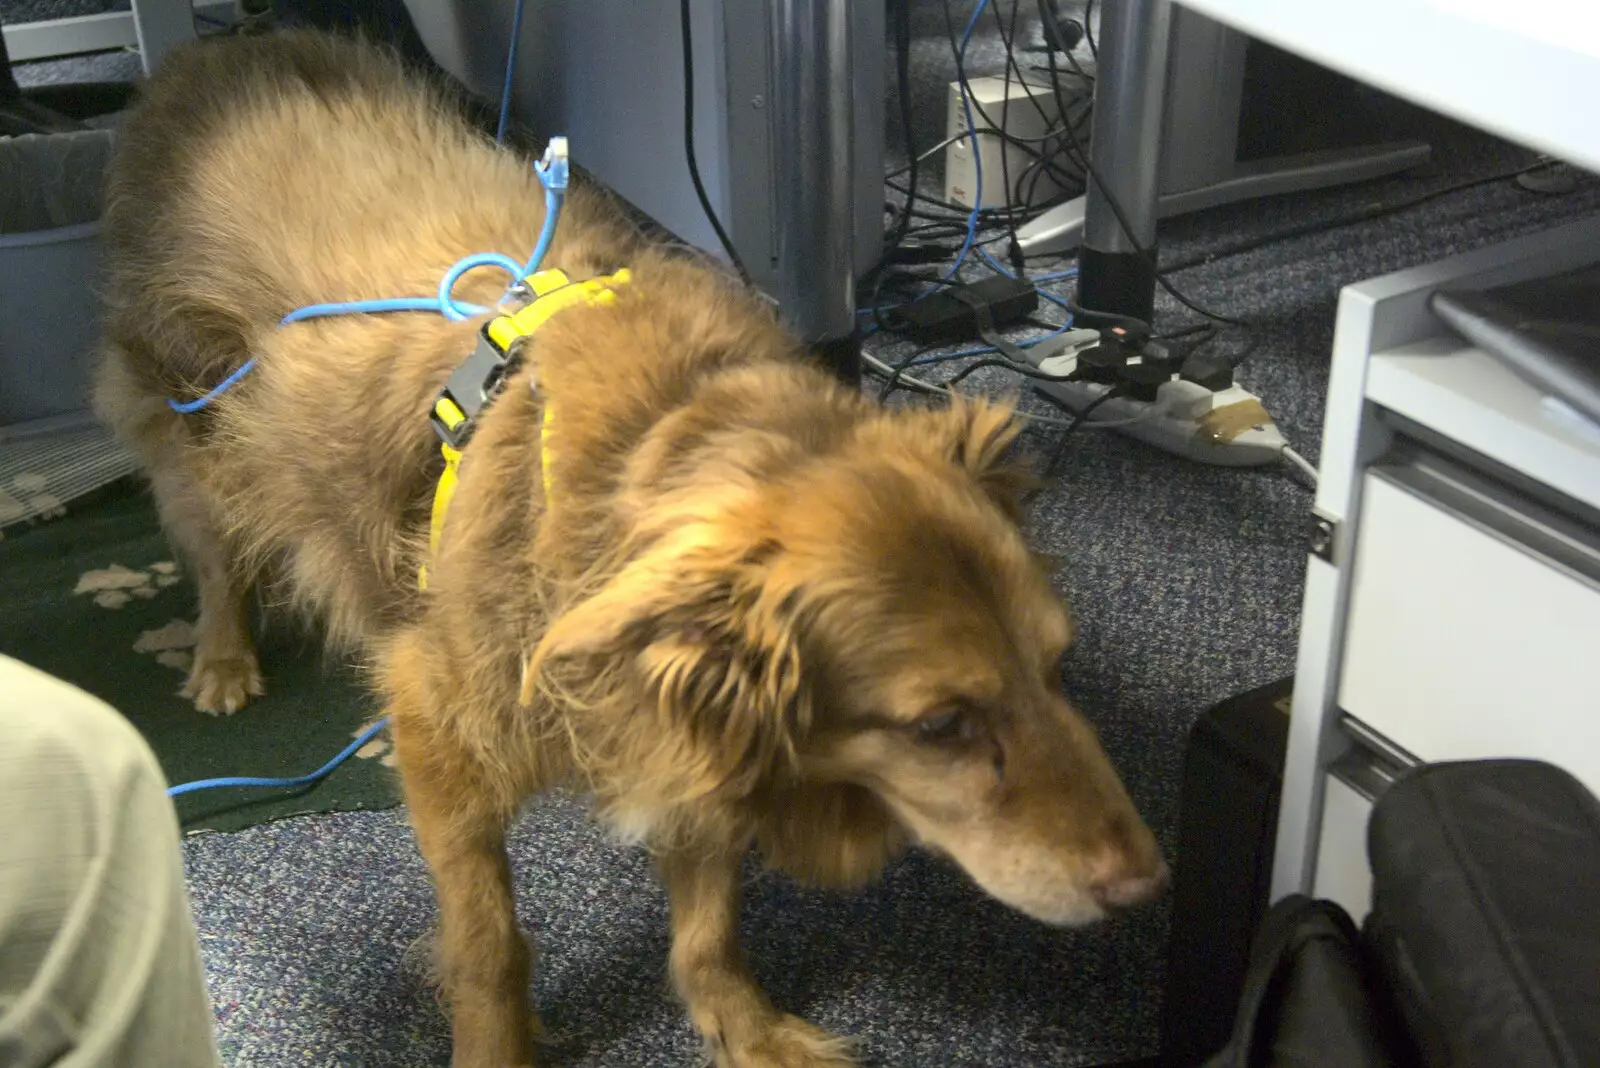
533 395 1165 926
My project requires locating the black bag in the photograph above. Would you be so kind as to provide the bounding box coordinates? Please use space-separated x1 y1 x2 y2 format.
1364 760 1600 1068
1200 894 1413 1068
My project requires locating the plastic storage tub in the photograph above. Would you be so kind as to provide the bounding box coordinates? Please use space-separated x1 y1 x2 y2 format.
0 128 116 430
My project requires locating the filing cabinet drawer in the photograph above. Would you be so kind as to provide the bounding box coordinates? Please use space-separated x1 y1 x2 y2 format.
1338 461 1600 795
1311 774 1375 921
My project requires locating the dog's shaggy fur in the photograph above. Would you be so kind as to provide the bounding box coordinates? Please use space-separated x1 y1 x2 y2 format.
95 31 1166 1068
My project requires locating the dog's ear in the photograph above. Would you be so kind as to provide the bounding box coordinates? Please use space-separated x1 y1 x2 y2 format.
915 396 1036 521
530 521 808 802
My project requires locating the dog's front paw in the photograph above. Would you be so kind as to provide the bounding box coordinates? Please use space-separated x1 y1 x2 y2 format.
719 1013 856 1068
181 652 265 714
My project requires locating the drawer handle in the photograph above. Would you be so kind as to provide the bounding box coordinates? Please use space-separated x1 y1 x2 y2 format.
1372 448 1600 593
1331 714 1422 803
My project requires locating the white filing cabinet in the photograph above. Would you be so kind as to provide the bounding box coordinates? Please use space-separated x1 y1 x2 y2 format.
1273 216 1600 919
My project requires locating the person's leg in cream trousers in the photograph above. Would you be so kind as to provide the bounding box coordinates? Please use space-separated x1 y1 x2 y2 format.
0 653 220 1068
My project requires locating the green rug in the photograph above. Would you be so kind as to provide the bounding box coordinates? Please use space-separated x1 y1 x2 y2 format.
0 478 400 831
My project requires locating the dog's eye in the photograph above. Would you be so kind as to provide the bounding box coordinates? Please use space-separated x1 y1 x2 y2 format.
914 708 971 744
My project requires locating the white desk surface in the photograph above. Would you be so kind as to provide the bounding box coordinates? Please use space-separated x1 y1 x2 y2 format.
1176 0 1600 175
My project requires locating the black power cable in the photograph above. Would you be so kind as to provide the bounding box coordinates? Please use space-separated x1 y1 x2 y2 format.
1015 98 1093 209
994 0 1097 219
886 0 918 255
996 0 1077 257
889 126 1077 176
886 127 1084 224
943 355 1076 390
678 0 750 284
876 344 940 402
1041 385 1122 480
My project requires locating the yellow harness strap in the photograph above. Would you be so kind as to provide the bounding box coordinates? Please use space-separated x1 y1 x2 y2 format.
424 442 464 590
418 267 632 590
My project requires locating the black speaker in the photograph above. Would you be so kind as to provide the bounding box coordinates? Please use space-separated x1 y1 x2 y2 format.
1160 676 1293 1067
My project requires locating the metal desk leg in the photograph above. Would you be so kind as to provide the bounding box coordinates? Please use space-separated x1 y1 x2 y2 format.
130 0 196 76
771 0 859 383
1015 8 1429 263
1078 0 1172 323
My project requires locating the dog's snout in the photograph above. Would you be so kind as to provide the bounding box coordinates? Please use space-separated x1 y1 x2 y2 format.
1089 855 1170 910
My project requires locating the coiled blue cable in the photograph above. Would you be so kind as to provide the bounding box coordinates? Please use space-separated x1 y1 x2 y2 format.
166 717 390 798
524 187 563 278
166 194 559 413
279 296 473 327
165 0 557 414
167 357 261 415
436 252 527 322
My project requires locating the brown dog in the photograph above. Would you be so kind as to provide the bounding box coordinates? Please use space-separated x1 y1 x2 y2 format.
94 29 1166 1068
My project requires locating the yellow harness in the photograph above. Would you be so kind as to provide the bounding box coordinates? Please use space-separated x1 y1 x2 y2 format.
419 267 632 590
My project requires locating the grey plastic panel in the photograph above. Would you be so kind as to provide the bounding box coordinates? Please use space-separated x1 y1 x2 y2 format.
397 0 884 290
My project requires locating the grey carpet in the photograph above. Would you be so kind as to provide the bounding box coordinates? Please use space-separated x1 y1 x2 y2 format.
1 0 123 26
185 796 1159 1067
3 0 137 83
16 2 1598 1065
10 49 141 86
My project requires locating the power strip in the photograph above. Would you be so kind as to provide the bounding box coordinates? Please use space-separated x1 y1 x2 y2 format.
1028 331 1287 467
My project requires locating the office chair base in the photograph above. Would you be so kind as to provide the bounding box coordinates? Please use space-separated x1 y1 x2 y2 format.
1016 140 1433 259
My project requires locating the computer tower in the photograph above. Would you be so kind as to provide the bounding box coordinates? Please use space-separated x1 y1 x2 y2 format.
397 0 885 292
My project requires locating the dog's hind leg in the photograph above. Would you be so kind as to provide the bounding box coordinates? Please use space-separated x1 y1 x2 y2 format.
660 848 857 1068
94 347 263 714
389 687 536 1068
146 461 263 715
